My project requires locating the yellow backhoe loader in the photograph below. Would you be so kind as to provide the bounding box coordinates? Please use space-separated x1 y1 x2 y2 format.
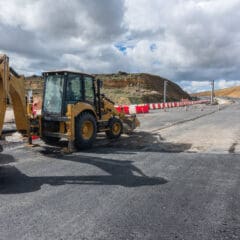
0 54 140 152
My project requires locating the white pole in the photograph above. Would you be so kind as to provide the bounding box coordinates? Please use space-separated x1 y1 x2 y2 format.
211 80 214 104
163 80 167 103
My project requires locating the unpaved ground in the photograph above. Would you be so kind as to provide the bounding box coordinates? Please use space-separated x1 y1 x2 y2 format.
157 102 240 153
93 102 237 154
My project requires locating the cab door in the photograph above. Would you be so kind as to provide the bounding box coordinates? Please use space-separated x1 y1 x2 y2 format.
64 73 83 113
66 74 83 102
83 75 95 105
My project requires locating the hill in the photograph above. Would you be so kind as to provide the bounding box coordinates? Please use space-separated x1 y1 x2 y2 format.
95 73 189 104
25 72 190 105
192 85 240 98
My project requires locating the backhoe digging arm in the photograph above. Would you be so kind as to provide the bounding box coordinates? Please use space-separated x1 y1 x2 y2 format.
0 54 29 137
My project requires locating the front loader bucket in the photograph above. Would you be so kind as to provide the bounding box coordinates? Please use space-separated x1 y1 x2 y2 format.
122 114 140 134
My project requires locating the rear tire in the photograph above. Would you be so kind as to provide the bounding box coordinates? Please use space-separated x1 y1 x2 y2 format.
75 112 97 150
105 118 123 139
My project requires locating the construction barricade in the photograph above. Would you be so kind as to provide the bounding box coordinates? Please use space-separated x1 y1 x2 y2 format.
115 100 209 114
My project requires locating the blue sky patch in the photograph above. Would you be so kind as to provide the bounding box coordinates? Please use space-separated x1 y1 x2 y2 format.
150 43 157 52
114 42 135 55
115 44 127 54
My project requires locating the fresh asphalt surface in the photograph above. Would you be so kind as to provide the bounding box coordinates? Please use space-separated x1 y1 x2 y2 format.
1 102 240 240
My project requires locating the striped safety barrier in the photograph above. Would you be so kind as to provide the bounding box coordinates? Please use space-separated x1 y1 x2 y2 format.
115 104 149 114
115 100 209 114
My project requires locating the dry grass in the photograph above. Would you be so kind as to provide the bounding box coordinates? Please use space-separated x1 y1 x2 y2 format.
192 85 240 98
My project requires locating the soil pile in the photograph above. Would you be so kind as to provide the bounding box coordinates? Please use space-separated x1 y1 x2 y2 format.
25 72 190 105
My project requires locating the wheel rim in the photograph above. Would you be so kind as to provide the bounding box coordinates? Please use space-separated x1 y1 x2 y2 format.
112 122 121 135
81 120 94 140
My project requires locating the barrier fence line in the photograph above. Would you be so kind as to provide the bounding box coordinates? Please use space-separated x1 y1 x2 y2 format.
115 100 210 114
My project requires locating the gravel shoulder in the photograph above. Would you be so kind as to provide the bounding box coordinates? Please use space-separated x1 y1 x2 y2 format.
157 102 240 153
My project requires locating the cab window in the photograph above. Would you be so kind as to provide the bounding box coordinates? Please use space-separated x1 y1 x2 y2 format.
66 74 82 101
84 76 94 102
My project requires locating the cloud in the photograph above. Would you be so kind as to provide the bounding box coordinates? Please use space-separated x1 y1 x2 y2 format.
216 79 240 89
0 0 127 74
179 80 211 93
180 79 240 93
124 0 240 81
0 0 240 94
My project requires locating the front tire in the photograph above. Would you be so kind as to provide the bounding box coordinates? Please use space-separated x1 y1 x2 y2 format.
75 112 97 150
105 117 123 139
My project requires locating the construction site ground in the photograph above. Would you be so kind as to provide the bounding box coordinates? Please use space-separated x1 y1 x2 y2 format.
1 100 240 240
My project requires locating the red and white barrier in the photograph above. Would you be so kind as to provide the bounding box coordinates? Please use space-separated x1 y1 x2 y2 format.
115 104 149 114
115 100 209 114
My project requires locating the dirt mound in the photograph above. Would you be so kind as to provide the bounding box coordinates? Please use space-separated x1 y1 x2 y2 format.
96 73 189 104
25 75 44 97
25 73 190 105
192 85 240 98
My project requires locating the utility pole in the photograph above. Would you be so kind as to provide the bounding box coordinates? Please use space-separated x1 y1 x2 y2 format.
211 80 215 104
163 80 168 103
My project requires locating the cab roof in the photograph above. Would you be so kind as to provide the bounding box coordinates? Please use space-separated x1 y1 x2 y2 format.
43 70 94 78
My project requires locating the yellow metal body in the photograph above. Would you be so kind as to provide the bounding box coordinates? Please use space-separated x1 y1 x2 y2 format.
112 121 121 135
64 97 140 143
101 96 140 132
66 102 97 141
81 120 94 140
60 96 140 145
0 54 30 136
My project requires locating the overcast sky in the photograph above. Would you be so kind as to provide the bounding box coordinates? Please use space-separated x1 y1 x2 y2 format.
0 0 240 93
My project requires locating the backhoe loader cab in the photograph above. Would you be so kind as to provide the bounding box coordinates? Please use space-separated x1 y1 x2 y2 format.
42 71 96 117
40 70 139 150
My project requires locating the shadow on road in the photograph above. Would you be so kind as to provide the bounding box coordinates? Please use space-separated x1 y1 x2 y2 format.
43 131 192 154
0 130 192 194
92 131 192 154
0 153 16 165
0 153 168 194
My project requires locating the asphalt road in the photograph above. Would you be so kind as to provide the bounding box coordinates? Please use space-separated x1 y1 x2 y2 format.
1 102 240 240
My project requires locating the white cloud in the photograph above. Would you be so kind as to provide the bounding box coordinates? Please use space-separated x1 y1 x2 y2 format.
180 79 240 93
216 80 240 89
180 81 211 93
191 81 211 88
124 0 240 80
0 0 239 85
